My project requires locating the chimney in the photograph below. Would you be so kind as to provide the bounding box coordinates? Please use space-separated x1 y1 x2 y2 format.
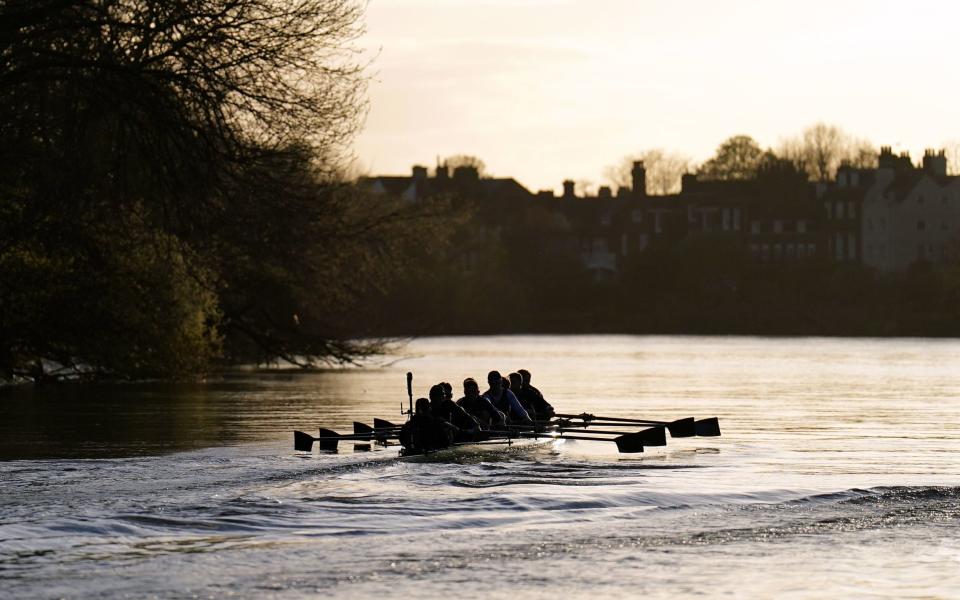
922 149 947 177
435 163 449 181
412 165 428 180
878 146 895 169
598 185 612 199
562 179 576 199
681 173 697 193
631 161 647 197
537 190 554 200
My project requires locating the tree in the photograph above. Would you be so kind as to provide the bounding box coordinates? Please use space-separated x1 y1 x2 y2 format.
943 140 960 176
698 135 765 181
0 1 442 379
778 123 877 181
442 155 487 177
604 149 693 195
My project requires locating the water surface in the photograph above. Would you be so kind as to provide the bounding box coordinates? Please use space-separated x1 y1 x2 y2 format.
2 336 959 598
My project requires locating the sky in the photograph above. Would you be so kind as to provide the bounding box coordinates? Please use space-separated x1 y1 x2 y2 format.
353 0 960 193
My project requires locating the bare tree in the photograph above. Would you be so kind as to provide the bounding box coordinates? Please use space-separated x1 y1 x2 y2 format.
442 155 487 177
779 123 876 181
604 148 692 195
943 141 960 176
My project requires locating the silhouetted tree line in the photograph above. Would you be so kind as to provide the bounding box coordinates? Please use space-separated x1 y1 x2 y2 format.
0 1 451 381
384 224 960 338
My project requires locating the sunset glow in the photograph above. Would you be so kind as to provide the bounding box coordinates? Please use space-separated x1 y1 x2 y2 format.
355 0 960 192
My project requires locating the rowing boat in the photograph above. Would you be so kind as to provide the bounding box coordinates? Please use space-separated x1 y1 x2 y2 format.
294 372 721 456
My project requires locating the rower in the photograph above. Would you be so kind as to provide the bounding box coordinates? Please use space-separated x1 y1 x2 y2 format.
484 370 533 425
517 368 555 420
456 377 505 430
399 397 458 452
429 383 481 441
508 372 537 419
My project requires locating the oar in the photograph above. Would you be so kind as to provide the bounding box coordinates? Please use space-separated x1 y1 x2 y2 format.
555 414 720 438
294 428 399 452
483 429 646 453
354 421 402 442
374 418 400 430
553 419 687 439
552 426 667 446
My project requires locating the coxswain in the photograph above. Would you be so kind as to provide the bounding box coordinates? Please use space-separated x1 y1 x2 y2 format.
484 370 533 425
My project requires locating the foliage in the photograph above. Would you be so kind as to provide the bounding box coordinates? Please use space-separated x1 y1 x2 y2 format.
698 135 765 181
0 0 447 380
441 155 487 177
604 149 693 195
778 123 877 181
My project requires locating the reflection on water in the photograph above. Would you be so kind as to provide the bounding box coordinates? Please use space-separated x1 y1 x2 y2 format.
2 336 960 599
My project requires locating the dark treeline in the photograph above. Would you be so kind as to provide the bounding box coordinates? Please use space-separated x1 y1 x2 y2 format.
386 229 960 338
0 1 448 381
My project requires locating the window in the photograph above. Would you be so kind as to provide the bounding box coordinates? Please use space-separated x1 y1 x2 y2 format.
751 221 761 234
797 221 807 233
836 202 845 219
917 220 926 231
825 202 833 219
600 213 612 226
631 208 643 223
847 201 856 218
733 208 741 231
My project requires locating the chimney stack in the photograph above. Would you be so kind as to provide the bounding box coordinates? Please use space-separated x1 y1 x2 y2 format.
562 179 576 199
922 149 947 177
631 161 647 197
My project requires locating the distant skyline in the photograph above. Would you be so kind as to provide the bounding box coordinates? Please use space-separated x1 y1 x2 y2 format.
353 0 960 193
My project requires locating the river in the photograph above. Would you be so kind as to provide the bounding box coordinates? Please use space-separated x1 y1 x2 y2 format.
2 335 959 598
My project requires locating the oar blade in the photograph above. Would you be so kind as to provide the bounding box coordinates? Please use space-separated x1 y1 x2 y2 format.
694 417 721 437
353 422 374 439
666 417 696 438
317 428 340 451
294 430 314 452
374 418 398 430
640 426 667 447
615 432 645 453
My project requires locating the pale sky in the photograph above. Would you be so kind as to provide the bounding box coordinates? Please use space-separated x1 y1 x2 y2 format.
353 0 960 193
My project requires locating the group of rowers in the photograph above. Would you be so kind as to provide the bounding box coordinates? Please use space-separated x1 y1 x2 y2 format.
399 369 555 452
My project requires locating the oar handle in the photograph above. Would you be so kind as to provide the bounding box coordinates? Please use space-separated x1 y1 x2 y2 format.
554 413 666 425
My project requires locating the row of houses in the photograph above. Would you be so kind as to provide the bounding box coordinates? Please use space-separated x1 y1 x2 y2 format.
362 147 960 280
